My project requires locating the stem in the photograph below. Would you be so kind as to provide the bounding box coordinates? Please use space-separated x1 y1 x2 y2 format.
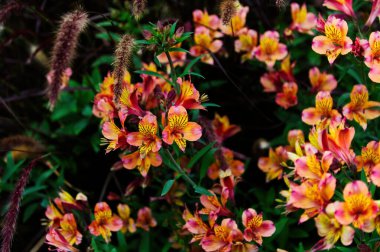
164 51 180 94
164 149 197 188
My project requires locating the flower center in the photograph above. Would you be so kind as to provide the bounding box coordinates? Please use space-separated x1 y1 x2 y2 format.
346 194 371 214
316 96 333 116
214 226 229 240
325 24 343 45
260 37 279 55
248 214 263 229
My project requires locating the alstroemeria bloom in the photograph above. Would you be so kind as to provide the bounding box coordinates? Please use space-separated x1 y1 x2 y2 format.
136 207 157 231
183 207 210 243
208 148 244 180
234 28 258 62
174 78 205 110
127 113 162 157
162 106 202 151
309 67 337 92
255 31 288 68
58 214 82 247
101 119 129 153
260 56 295 93
45 200 63 228
201 218 243 252
190 26 223 65
46 228 79 252
275 82 298 109
199 191 232 220
157 43 187 68
288 173 336 223
302 91 342 126
242 208 275 245
212 113 241 143
355 141 380 179
88 202 123 243
342 84 380 129
193 9 221 31
334 180 378 232
363 32 380 83
117 204 136 234
122 150 162 177
312 16 352 64
365 0 380 27
323 0 355 17
290 3 317 34
295 144 334 180
313 203 354 250
220 4 249 36
258 146 288 182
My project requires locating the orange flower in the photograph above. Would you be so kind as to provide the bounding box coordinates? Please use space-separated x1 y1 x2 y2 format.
193 9 221 31
275 82 298 109
220 4 249 36
255 31 288 68
121 150 162 177
162 106 202 151
302 91 341 126
46 228 79 252
199 191 232 220
260 56 295 93
355 141 380 181
312 203 354 250
190 26 223 64
242 208 275 245
45 200 63 228
201 218 243 252
212 113 241 143
117 204 136 234
136 207 157 231
288 173 336 223
258 146 288 182
101 119 129 153
287 129 305 151
323 0 355 17
208 148 244 180
58 214 82 246
234 28 258 62
309 67 337 92
342 84 380 129
183 207 210 243
127 113 162 157
174 78 205 110
363 31 380 83
290 3 316 34
88 202 123 243
334 180 378 232
312 16 352 64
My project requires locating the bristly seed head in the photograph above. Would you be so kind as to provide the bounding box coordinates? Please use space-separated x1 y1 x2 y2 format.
220 0 237 26
132 0 147 20
113 34 134 105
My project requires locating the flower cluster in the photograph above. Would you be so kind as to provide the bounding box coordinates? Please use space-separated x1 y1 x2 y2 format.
43 190 156 251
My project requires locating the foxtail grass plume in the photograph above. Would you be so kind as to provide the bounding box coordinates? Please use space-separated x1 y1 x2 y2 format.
0 1 22 24
0 158 40 252
220 0 237 25
48 9 88 109
0 135 45 161
132 0 147 20
113 34 134 104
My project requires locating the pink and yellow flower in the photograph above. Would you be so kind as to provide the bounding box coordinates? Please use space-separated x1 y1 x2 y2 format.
220 4 249 36
190 26 223 64
162 106 202 151
157 43 187 67
212 113 241 143
365 0 380 27
199 191 232 219
127 113 162 157
58 214 82 247
342 84 380 129
290 3 317 34
312 16 352 64
193 9 221 31
136 207 157 231
117 204 136 234
334 180 378 232
309 67 337 92
201 218 243 252
362 31 380 83
275 82 298 109
323 0 355 17
46 228 79 252
88 202 123 243
122 150 162 177
242 208 275 245
208 148 244 180
355 141 380 179
260 56 295 93
101 119 129 153
258 146 288 182
174 78 205 110
255 31 288 68
234 28 258 62
302 91 341 126
183 207 210 243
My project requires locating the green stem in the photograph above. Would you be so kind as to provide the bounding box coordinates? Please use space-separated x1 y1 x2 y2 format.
164 51 180 94
164 149 197 188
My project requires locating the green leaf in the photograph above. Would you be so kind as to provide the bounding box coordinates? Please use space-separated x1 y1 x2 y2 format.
117 231 127 251
161 179 175 196
337 93 350 107
194 186 213 196
91 55 114 68
2 153 24 183
134 70 172 84
202 102 221 108
135 39 155 45
187 142 216 169
169 21 178 37
187 72 205 79
35 166 58 185
168 47 189 53
23 203 39 223
23 185 47 197
180 55 202 77
200 148 217 181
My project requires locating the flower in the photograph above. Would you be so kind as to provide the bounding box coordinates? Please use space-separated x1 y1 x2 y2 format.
342 84 380 130
174 78 205 110
190 26 223 64
57 214 82 246
334 180 378 232
313 203 354 250
121 150 162 177
201 218 243 252
302 91 341 126
212 113 241 143
234 28 258 62
220 4 249 36
127 113 162 157
355 141 380 181
208 148 244 180
162 106 202 151
157 43 187 67
46 228 79 252
323 0 355 17
117 204 136 234
312 16 352 64
258 146 288 182
136 207 157 231
363 31 380 83
255 31 288 67
183 207 210 243
290 3 316 34
88 202 123 243
260 56 295 93
242 208 275 245
101 119 129 153
365 0 380 27
193 9 221 31
275 82 298 109
199 191 232 220
309 67 337 92
45 200 63 228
